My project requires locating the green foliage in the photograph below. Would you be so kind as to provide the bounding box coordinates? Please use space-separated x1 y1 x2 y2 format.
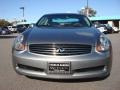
79 6 97 17
0 19 11 27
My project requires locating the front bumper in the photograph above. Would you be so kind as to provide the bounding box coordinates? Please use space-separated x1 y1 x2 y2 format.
12 50 112 79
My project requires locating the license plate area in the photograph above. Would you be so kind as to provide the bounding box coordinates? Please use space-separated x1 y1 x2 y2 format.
48 63 70 74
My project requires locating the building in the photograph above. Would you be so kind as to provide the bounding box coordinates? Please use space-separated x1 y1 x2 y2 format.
89 16 120 29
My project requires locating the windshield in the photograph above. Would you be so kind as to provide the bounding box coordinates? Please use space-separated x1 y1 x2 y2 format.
36 14 91 28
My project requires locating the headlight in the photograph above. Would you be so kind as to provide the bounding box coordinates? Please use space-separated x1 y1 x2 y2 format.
96 34 110 52
14 35 26 51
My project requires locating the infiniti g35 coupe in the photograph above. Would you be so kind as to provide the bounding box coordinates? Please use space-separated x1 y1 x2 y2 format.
12 13 112 79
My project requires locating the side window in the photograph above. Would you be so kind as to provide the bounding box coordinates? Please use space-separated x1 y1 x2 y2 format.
37 17 49 25
82 17 91 27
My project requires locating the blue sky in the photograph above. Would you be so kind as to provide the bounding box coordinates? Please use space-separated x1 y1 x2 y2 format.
0 0 120 23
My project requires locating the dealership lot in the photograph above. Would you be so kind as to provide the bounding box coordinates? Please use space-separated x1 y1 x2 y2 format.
0 33 120 90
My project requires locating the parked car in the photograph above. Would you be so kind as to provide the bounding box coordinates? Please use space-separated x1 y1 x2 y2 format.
12 13 112 79
96 24 113 34
16 24 30 33
112 26 119 33
7 26 17 33
0 27 12 35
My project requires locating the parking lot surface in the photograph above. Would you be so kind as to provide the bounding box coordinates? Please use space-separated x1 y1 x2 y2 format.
0 33 120 90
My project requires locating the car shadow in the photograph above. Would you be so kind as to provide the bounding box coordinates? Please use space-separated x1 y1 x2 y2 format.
26 75 109 83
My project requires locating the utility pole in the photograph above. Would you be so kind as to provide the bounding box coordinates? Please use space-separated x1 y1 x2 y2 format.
86 0 89 17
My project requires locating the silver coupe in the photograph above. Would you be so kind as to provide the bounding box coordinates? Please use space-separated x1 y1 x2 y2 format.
12 13 112 79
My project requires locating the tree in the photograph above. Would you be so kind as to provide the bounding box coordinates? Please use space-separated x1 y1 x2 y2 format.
78 6 97 17
0 19 11 27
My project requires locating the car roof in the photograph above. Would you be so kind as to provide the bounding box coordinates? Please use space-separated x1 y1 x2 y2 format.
43 13 85 17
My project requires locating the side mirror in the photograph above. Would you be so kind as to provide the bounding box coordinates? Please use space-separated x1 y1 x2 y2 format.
29 23 35 28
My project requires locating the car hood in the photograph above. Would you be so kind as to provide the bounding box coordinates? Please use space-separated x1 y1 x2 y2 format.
26 27 100 46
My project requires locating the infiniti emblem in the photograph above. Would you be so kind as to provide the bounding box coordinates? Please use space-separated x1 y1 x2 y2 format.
55 48 65 53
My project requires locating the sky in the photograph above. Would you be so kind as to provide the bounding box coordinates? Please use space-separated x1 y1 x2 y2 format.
0 0 120 23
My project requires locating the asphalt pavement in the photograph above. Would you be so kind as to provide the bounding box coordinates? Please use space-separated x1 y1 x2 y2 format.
0 33 120 90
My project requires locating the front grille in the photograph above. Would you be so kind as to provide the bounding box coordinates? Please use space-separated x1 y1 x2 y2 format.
18 64 44 72
74 66 105 73
29 44 92 56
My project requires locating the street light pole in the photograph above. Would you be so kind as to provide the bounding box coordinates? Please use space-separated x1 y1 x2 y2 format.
23 7 24 18
20 7 25 22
